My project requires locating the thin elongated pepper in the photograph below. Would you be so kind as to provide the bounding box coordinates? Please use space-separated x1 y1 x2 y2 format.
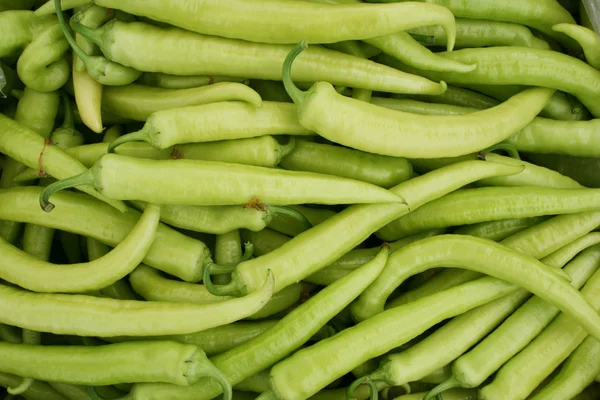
479 267 600 400
367 0 577 49
129 264 301 320
382 46 600 118
0 271 273 337
506 118 600 157
391 84 499 110
283 42 554 159
280 139 413 188
553 23 600 69
266 277 518 399
0 113 126 212
408 18 550 49
108 101 310 151
70 19 447 95
528 334 600 400
203 160 523 297
371 97 477 116
423 245 600 399
71 4 112 133
454 217 549 242
0 11 57 58
378 186 600 241
91 0 457 47
0 341 231 389
0 203 159 293
126 248 390 400
40 154 404 210
542 232 600 268
17 21 70 92
0 186 209 282
102 83 262 121
137 72 248 89
87 238 137 301
351 234 589 322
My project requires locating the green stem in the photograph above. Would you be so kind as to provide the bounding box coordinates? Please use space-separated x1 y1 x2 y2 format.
282 41 309 106
60 91 74 129
7 378 33 395
347 376 379 400
278 136 296 160
203 263 245 296
478 143 521 160
423 378 461 400
205 262 236 275
54 0 92 64
107 129 150 153
39 169 94 212
269 205 313 231
241 242 254 262
185 360 232 400
69 19 103 48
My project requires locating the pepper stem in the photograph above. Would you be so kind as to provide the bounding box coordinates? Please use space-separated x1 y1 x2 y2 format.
282 41 309 106
423 378 461 400
69 19 103 48
241 242 254 262
347 376 379 400
107 129 151 153
185 355 233 400
277 136 296 160
478 143 521 160
54 0 92 64
268 205 313 232
7 378 33 395
203 263 245 296
39 169 95 212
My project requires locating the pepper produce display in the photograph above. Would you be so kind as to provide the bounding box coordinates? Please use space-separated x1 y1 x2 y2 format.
1 0 600 399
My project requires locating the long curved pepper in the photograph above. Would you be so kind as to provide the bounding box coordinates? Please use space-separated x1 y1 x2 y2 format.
0 203 160 293
39 154 404 212
92 0 457 48
0 271 274 337
282 42 554 159
552 24 600 69
54 0 140 86
351 235 600 343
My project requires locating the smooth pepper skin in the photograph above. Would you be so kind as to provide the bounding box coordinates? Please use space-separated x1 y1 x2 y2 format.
93 0 457 47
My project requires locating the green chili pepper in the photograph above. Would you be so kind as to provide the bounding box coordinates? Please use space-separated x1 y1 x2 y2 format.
204 160 522 297
0 186 209 282
479 266 600 400
107 101 309 152
528 334 600 400
0 11 57 58
128 247 390 400
391 84 500 110
91 0 457 47
0 113 126 212
0 202 160 293
0 341 232 390
542 232 600 268
138 72 248 89
39 154 404 211
0 270 274 337
129 264 301 320
265 276 518 399
101 82 262 121
87 238 137 301
378 186 600 241
54 0 141 86
425 245 600 399
368 0 577 49
371 97 477 116
409 18 551 49
16 21 70 92
280 140 413 188
453 217 549 242
0 87 60 243
70 19 447 95
283 41 554 159
553 23 600 69
506 118 600 157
